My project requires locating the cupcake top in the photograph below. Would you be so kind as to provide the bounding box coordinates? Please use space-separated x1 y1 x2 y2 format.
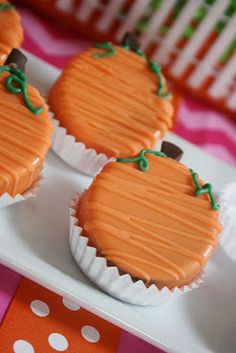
77 144 222 289
0 50 53 196
0 1 23 64
49 37 173 158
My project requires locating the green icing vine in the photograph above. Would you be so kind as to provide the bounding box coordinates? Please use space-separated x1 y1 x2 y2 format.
117 149 166 172
189 169 220 210
0 3 14 11
149 59 172 99
117 149 219 210
93 42 116 58
93 39 171 100
0 65 44 115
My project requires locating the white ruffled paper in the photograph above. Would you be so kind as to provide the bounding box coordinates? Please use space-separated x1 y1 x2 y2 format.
69 192 204 306
0 175 43 208
52 118 115 177
219 182 236 263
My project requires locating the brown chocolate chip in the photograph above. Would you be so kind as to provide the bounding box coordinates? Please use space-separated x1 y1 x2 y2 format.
161 141 183 161
121 32 140 52
5 48 28 72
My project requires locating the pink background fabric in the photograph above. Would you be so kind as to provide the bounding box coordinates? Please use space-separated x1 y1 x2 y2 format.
118 331 161 353
175 98 236 167
0 4 236 353
0 266 20 322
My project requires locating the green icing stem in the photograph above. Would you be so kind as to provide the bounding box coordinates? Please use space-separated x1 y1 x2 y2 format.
189 169 220 210
117 149 166 172
0 3 14 11
93 42 116 58
149 59 172 99
0 65 44 115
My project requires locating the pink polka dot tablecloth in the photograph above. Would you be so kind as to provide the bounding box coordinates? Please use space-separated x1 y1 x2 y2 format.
0 4 236 353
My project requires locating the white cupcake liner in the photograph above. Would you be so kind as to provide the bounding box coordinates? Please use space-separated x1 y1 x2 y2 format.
0 175 43 208
219 182 236 263
51 118 115 177
69 192 205 306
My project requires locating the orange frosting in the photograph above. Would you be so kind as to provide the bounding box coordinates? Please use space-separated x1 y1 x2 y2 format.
0 73 53 196
48 45 173 158
0 1 23 65
77 155 222 289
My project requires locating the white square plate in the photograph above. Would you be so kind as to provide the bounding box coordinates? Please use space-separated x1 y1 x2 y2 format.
0 52 236 353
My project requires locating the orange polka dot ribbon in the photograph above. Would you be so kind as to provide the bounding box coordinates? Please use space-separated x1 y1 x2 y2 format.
0 278 121 353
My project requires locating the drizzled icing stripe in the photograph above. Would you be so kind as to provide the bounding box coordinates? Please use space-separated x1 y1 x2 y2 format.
96 220 186 278
96 180 219 233
85 202 214 257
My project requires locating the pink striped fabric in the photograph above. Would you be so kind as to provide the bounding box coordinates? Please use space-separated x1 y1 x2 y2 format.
18 7 91 69
175 98 236 167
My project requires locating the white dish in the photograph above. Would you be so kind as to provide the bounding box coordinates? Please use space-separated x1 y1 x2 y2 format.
0 52 236 353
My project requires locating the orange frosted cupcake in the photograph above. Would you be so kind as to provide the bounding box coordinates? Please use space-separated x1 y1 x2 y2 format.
0 50 53 206
70 142 222 304
49 34 173 176
0 1 23 64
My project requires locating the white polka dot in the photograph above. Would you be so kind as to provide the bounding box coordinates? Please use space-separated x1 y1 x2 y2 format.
30 300 50 317
48 333 68 351
13 340 35 353
81 325 100 343
62 298 80 311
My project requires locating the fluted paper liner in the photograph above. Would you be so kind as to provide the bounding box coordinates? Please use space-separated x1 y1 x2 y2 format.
52 118 114 177
0 175 43 208
219 182 236 263
69 192 205 306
